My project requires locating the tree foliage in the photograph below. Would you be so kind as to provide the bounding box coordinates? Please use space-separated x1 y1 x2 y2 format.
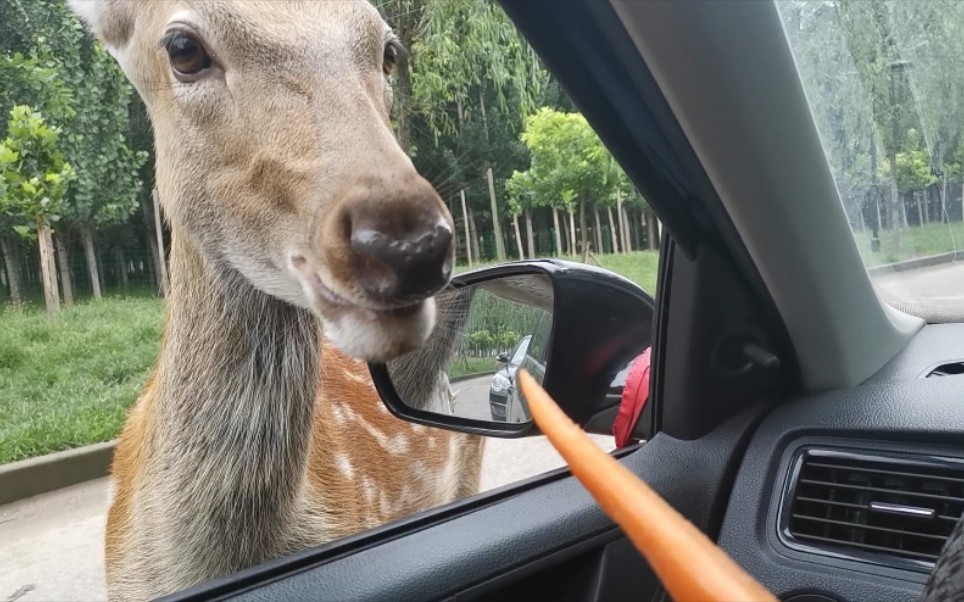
0 105 73 237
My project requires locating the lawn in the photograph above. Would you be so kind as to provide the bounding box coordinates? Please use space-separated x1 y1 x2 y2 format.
852 221 964 267
0 294 164 464
0 251 659 464
458 250 660 294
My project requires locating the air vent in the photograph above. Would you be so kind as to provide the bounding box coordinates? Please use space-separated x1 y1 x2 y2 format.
781 449 964 571
925 362 964 377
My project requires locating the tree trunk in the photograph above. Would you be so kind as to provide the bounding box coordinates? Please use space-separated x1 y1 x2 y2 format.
647 209 658 250
617 193 631 253
511 213 524 260
578 197 589 257
607 206 620 254
114 247 129 287
468 209 481 262
38 224 60 317
875 192 883 231
594 208 604 254
942 174 948 223
153 188 170 296
559 212 568 254
525 210 535 259
460 190 473 267
80 225 102 300
621 204 633 252
916 193 924 227
138 192 162 294
552 206 563 256
54 233 74 306
0 236 22 303
567 208 576 257
486 167 506 261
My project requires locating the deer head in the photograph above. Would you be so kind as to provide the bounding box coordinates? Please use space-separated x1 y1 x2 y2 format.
68 0 454 362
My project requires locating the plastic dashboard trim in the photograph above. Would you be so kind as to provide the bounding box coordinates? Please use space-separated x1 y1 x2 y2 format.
718 375 964 602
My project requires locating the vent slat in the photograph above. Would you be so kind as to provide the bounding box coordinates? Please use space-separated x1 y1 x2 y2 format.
794 496 867 511
786 450 964 569
793 533 942 561
804 461 964 485
798 478 964 504
791 514 948 541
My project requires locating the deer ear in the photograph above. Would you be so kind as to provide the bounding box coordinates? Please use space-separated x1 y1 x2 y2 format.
67 0 134 54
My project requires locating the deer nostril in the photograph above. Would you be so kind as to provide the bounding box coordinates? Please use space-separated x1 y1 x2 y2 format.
350 220 453 303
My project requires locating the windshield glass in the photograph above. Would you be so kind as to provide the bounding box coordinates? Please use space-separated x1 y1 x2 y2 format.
777 0 964 318
510 336 531 365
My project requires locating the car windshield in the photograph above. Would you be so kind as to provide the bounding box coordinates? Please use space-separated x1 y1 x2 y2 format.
510 336 531 366
777 0 964 317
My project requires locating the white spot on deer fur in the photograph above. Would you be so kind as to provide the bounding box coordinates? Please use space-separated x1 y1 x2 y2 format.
335 455 354 480
361 478 377 506
356 413 410 455
343 369 373 387
331 403 349 424
378 488 395 517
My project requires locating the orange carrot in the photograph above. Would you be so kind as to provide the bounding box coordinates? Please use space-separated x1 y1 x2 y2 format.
518 370 775 602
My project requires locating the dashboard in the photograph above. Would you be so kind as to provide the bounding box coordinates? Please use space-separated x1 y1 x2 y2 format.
718 324 964 602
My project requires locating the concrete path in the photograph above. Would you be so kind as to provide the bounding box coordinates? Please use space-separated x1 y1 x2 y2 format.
873 261 964 304
0 435 613 602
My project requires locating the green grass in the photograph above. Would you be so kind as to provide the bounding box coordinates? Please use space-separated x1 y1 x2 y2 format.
0 294 163 464
456 250 660 294
853 222 964 267
449 356 495 379
0 251 659 465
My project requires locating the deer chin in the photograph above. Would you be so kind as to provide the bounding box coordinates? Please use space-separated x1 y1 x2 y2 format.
289 254 437 362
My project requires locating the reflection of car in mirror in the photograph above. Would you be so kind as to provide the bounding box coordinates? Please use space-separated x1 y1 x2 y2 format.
489 335 532 421
490 311 553 423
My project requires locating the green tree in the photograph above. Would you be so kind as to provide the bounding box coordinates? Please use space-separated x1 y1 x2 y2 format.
0 106 74 316
389 0 549 261
56 43 148 300
515 108 618 257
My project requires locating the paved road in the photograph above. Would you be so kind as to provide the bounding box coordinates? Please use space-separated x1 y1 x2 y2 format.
0 434 614 602
449 374 495 421
873 261 964 304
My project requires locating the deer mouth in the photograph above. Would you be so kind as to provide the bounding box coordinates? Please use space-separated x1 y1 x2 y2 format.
289 254 425 318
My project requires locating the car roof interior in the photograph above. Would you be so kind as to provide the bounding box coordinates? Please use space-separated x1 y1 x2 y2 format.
164 2 964 601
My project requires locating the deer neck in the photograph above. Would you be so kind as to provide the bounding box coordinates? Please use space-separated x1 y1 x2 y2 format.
143 230 322 575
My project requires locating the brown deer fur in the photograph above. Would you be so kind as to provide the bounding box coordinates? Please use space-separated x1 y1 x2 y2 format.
67 1 484 599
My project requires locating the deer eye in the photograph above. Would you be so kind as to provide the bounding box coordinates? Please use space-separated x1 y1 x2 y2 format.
164 31 212 80
383 41 403 76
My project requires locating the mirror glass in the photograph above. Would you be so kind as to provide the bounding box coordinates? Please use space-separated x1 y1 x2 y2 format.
385 273 554 425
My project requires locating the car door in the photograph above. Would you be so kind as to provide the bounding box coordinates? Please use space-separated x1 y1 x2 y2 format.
162 2 800 600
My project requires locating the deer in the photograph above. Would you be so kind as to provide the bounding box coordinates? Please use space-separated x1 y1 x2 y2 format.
66 1 486 599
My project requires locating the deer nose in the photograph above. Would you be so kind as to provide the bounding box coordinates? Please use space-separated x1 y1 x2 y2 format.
348 208 454 304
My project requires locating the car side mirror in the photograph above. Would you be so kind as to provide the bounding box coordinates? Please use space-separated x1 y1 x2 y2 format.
368 259 656 438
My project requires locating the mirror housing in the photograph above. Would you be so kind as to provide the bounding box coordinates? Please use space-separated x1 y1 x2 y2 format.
368 259 655 438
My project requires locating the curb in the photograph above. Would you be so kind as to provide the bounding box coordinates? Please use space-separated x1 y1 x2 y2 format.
0 440 116 506
451 371 496 383
867 251 964 276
